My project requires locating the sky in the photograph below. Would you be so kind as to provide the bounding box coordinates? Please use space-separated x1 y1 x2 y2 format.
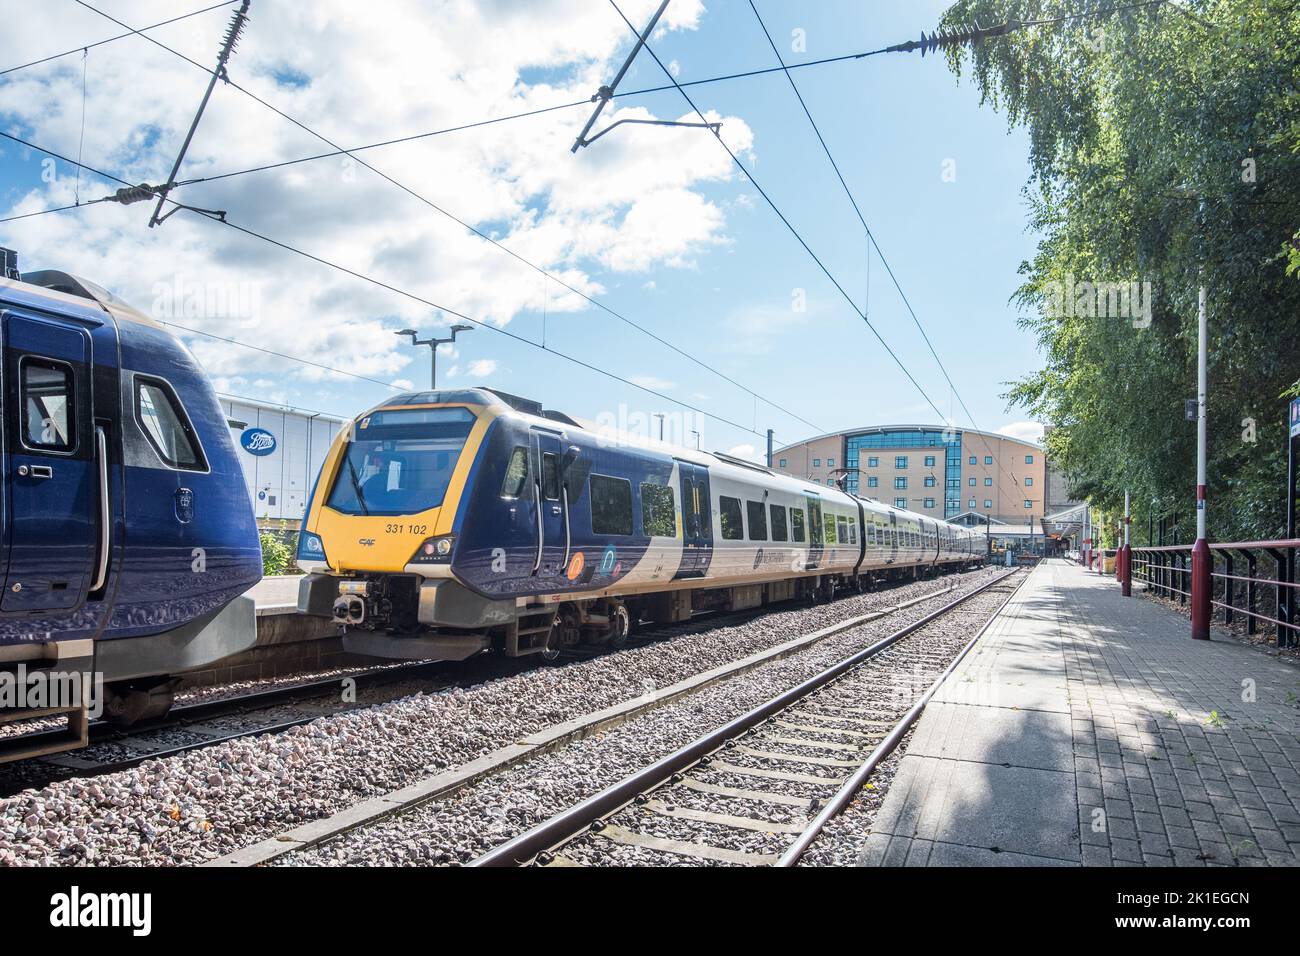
0 0 1046 462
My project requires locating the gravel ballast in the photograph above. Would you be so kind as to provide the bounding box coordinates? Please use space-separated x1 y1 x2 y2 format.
0 568 999 866
276 571 1016 867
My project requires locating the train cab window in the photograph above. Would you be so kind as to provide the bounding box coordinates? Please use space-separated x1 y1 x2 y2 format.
640 483 676 537
542 453 560 499
770 504 788 542
746 500 768 541
791 508 806 543
590 475 633 535
20 358 74 451
720 496 744 540
501 447 529 497
135 377 205 470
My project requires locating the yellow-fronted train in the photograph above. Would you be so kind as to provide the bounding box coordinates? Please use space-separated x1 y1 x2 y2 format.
296 388 984 662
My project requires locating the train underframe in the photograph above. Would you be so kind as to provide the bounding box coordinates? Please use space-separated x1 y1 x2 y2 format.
304 559 984 664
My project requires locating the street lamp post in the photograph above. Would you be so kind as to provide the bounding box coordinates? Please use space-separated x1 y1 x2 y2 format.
395 324 474 389
1190 276 1211 639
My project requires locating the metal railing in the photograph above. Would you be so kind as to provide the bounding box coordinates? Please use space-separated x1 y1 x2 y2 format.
1131 539 1299 646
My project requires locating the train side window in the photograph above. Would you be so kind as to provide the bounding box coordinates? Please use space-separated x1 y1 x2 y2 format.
746 501 768 540
719 496 743 540
590 474 633 535
848 518 857 545
791 508 806 542
542 452 560 499
20 358 75 451
770 504 788 542
836 516 848 543
641 482 676 537
135 376 206 470
501 446 529 497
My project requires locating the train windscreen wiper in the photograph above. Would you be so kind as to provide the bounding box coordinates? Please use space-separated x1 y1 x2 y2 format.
345 453 370 515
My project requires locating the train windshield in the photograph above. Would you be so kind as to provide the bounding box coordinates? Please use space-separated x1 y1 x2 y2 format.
326 407 476 516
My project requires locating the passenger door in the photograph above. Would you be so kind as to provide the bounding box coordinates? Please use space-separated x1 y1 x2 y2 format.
675 461 712 578
529 429 566 579
2 310 101 612
805 494 824 570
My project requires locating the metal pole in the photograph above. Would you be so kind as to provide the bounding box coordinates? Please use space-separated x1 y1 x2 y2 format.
149 1 251 227
1122 489 1132 596
570 0 671 152
1287 399 1298 646
1191 278 1211 639
430 343 437 390
767 428 774 468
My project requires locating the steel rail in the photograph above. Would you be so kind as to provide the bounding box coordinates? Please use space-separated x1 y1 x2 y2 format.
469 569 1020 867
776 571 1028 865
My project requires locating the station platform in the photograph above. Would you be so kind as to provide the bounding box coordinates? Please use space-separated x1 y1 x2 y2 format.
861 559 1300 867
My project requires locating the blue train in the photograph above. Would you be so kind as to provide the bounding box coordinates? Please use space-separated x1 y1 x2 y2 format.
0 253 262 758
296 388 985 661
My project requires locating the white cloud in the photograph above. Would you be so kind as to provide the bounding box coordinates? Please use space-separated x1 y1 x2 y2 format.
726 443 760 463
997 421 1045 445
0 0 747 400
465 359 497 378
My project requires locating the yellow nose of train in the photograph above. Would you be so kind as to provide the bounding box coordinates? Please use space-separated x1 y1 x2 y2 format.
299 397 496 573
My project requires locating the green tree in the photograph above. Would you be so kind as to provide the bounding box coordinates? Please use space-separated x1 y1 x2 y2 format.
939 0 1300 540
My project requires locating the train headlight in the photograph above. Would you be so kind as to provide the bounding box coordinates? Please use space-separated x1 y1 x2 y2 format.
297 531 328 564
411 535 455 564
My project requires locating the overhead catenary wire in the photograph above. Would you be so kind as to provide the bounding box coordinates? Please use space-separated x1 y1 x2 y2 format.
0 0 241 78
747 0 979 433
607 0 951 425
0 130 783 443
67 0 827 440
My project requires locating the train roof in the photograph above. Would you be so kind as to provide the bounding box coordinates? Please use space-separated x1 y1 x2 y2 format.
0 270 162 330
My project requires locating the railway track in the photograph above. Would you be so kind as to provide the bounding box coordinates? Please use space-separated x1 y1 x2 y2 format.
0 659 465 797
469 569 1024 867
0 574 963 798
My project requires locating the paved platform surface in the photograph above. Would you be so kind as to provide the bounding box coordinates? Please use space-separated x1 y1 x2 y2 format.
861 559 1300 867
247 575 302 615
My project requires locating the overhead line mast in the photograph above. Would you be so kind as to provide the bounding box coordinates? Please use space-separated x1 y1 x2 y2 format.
147 0 250 227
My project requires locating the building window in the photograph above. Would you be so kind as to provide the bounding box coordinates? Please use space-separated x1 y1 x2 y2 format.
969 455 977 465
812 458 821 467
924 476 935 488
895 477 908 489
719 496 744 540
894 497 907 509
827 457 835 468
969 498 977 509
985 477 993 486
1025 477 1033 486
984 499 993 509
968 477 976 487
985 455 993 465
895 456 908 469
924 455 936 467
1024 500 1033 509
867 476 879 488
868 456 879 468
590 475 633 536
1025 454 1034 464
778 458 787 468
924 497 936 509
